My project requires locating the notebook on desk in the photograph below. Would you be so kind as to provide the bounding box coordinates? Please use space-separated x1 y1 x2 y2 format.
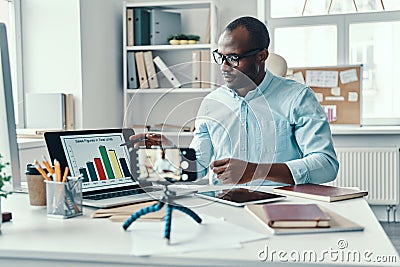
44 129 194 208
246 204 364 235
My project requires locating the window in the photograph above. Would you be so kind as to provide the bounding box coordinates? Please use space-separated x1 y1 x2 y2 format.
0 0 23 127
264 0 400 124
275 25 337 67
349 21 400 119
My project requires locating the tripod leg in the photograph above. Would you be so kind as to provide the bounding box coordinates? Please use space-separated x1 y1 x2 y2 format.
164 204 173 244
172 204 202 224
122 202 165 230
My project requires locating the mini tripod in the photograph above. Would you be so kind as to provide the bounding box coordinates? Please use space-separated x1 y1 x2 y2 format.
122 185 202 244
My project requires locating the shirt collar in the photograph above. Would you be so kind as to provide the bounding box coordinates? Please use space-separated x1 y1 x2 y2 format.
244 70 274 100
222 70 274 100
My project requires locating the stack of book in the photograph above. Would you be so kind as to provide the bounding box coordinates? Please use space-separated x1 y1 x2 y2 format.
245 184 368 235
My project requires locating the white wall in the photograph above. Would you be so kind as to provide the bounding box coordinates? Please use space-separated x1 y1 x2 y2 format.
79 0 124 129
21 0 83 126
20 0 257 129
21 0 124 129
214 0 257 34
126 0 258 41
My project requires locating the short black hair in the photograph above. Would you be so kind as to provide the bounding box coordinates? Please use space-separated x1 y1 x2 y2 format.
225 16 270 49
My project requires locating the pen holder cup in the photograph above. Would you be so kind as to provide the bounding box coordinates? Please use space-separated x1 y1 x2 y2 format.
45 177 83 219
26 174 47 206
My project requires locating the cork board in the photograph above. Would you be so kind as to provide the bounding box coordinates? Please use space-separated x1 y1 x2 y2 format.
289 65 362 125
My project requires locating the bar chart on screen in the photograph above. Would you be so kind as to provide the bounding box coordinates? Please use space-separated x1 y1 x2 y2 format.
59 134 132 186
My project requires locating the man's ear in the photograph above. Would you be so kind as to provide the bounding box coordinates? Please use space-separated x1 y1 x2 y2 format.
258 49 268 63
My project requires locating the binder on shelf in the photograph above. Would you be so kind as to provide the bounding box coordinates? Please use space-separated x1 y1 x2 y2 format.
127 52 138 89
135 52 149 89
25 93 66 130
192 50 201 88
200 50 211 88
153 56 181 88
134 8 150 46
64 94 75 130
126 8 134 46
150 9 181 45
143 51 159 88
204 9 211 44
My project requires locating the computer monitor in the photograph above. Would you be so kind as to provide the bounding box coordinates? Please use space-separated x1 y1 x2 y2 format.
0 22 21 191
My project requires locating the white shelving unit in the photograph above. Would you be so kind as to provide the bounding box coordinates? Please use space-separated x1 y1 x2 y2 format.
123 1 217 145
127 43 212 51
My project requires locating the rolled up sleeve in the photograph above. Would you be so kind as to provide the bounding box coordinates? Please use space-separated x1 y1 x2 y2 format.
286 87 339 184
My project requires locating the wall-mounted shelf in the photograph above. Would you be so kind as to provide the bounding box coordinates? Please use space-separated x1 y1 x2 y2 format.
123 1 217 133
127 44 212 51
126 88 213 94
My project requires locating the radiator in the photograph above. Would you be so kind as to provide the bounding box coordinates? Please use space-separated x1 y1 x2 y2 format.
328 147 399 205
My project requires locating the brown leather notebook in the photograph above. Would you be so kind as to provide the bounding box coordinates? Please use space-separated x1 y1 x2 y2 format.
250 204 330 228
273 184 368 202
246 204 364 235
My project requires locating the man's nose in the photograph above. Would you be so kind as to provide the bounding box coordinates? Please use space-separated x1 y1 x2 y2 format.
220 59 231 72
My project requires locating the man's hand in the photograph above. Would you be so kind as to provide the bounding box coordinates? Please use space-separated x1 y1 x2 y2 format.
211 158 257 184
129 133 173 148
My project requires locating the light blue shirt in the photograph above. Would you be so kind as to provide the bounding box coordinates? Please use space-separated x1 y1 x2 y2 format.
190 70 339 185
153 158 175 174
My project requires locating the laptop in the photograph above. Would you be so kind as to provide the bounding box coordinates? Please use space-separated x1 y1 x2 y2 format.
44 128 196 208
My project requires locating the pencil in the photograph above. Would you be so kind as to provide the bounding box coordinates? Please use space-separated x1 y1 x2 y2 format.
42 156 55 174
120 137 146 146
54 159 61 182
34 160 51 181
62 167 69 183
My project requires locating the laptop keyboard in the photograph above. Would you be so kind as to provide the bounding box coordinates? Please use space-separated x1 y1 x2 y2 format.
84 187 159 200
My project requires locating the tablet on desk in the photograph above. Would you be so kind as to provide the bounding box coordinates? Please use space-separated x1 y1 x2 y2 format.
195 188 286 207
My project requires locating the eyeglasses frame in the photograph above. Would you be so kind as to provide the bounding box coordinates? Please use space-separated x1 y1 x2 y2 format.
212 48 266 67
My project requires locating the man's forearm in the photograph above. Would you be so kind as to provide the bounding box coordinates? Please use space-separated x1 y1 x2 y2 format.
254 163 295 185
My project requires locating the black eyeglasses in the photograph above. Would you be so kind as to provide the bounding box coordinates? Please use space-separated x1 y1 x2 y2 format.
212 48 265 67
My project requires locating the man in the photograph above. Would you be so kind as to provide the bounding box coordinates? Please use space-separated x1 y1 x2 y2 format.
130 16 338 186
152 149 176 174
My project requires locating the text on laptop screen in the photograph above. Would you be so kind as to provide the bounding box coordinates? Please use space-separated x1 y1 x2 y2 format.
60 133 133 190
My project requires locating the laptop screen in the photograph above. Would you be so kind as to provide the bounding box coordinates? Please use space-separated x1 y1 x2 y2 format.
59 132 135 192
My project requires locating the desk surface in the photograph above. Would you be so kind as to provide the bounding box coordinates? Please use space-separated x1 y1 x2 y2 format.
0 187 399 267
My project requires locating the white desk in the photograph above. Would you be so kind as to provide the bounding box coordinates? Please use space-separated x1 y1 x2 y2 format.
0 187 398 267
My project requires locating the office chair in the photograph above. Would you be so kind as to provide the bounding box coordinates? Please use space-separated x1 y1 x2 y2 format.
265 52 288 77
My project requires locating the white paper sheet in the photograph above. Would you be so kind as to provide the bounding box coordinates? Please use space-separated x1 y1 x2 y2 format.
325 96 344 101
130 215 267 256
331 87 341 96
348 92 358 102
340 69 358 84
306 70 338 87
292 72 305 84
315 92 323 102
